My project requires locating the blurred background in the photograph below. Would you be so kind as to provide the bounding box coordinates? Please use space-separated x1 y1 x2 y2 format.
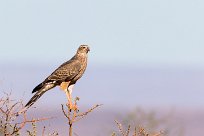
0 0 204 135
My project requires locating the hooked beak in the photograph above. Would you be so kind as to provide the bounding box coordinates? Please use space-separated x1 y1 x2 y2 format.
87 47 90 52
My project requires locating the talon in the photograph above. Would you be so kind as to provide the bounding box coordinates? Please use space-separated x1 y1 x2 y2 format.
73 104 78 111
68 102 73 111
68 103 78 112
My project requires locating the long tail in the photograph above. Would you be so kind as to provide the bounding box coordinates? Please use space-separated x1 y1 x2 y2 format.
25 90 46 108
17 83 56 115
25 83 56 108
17 91 46 116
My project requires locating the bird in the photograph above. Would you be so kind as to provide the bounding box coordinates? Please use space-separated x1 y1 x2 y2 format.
24 45 90 112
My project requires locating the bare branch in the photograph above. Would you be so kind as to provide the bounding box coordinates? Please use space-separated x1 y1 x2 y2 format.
61 94 102 136
42 126 46 136
61 104 69 120
0 93 55 135
115 120 125 136
74 104 102 122
126 125 131 136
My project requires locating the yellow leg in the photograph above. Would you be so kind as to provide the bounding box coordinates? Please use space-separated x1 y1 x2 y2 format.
66 89 73 110
60 82 73 110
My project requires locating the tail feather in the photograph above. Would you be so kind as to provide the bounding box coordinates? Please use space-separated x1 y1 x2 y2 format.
25 83 56 109
16 83 56 116
17 90 47 116
25 90 46 108
32 82 44 93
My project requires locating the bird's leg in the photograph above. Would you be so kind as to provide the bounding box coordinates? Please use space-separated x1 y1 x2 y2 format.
60 82 73 110
60 82 77 111
66 89 72 110
67 85 75 111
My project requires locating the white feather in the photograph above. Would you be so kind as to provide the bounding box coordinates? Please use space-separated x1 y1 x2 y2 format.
68 84 74 94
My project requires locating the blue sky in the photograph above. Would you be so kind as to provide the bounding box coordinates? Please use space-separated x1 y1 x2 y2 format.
0 0 204 67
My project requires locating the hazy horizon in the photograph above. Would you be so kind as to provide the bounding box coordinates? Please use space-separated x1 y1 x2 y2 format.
0 63 203 110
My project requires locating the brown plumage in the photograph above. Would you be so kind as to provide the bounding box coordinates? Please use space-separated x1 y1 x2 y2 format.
24 45 90 110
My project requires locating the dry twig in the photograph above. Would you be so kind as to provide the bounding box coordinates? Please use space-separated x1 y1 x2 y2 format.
0 92 55 135
114 120 163 136
61 96 102 136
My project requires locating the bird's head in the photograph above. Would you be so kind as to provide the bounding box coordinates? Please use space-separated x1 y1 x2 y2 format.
77 45 90 54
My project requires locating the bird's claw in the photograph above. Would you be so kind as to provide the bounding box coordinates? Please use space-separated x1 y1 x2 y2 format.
67 103 78 112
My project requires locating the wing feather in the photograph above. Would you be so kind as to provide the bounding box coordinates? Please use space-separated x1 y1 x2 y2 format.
46 58 81 83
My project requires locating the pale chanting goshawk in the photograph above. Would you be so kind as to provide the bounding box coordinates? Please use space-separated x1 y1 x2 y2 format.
24 45 90 111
